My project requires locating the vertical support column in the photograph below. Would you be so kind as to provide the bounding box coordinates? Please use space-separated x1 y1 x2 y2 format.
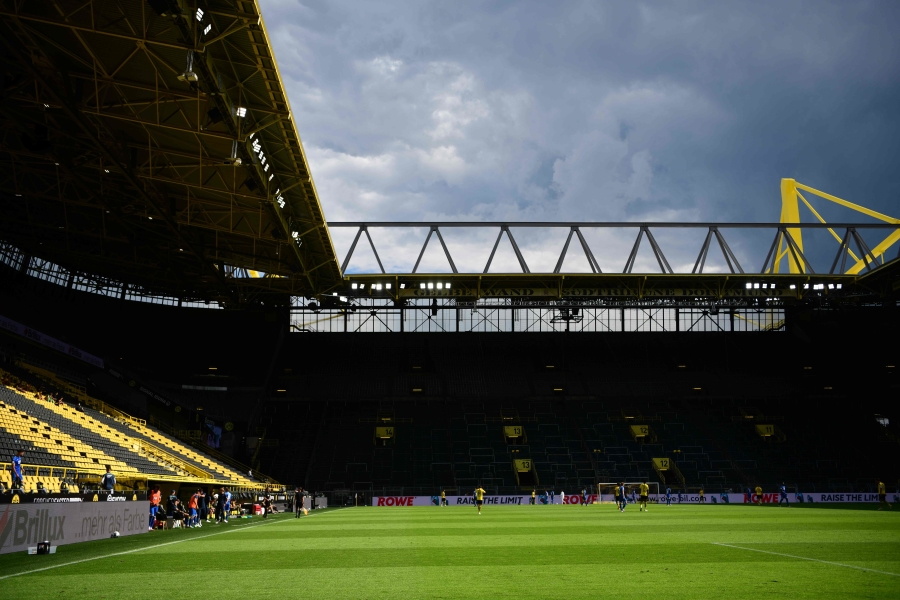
620 307 625 332
455 307 460 332
675 307 679 332
730 310 735 332
780 178 805 273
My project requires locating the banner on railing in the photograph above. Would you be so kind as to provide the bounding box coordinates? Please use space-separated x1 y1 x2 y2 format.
0 315 103 368
0 498 148 554
372 492 896 507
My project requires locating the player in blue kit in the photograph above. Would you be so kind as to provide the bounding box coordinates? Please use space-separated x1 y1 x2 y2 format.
11 449 24 490
617 482 627 512
665 487 672 506
223 487 232 522
779 483 790 507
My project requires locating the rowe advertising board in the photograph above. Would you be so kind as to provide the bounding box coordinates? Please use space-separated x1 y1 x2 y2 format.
374 492 896 507
0 493 148 554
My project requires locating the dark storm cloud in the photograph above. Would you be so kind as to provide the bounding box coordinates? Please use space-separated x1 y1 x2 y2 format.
259 0 900 273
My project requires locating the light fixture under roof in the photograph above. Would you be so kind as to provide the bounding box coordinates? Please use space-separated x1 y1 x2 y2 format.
236 107 247 118
203 24 212 35
195 8 204 20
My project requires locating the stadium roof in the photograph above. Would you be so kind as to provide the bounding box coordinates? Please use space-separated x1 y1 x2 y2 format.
0 0 342 306
0 2 897 310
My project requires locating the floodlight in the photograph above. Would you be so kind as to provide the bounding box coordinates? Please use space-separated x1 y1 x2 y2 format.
753 283 759 289
420 283 425 289
359 284 365 289
436 283 443 289
148 217 153 220
260 155 266 165
236 107 247 117
291 231 299 239
203 24 212 35
339 296 347 302
803 284 809 289
43 103 49 108
352 283 358 290
195 8 204 20
745 283 751 289
274 189 280 195
827 283 834 289
445 283 450 289
386 283 391 289
264 164 269 171
277 197 285 208
104 169 109 173
268 174 273 181
427 283 433 289
836 284 842 289
789 284 796 289
400 283 405 289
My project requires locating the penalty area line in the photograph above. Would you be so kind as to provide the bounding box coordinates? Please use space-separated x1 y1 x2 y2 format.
712 542 900 577
0 510 343 582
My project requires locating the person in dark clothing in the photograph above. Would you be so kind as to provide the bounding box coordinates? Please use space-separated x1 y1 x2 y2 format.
198 489 208 523
215 486 226 523
294 487 306 517
167 490 179 517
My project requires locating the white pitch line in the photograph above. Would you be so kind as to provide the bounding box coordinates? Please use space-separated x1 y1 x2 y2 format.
0 508 344 581
712 542 900 577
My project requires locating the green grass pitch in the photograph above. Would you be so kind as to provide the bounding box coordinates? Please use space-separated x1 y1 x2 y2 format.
1 504 897 598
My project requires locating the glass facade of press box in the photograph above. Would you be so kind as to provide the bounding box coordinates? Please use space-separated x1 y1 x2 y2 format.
289 299 785 334
0 239 220 308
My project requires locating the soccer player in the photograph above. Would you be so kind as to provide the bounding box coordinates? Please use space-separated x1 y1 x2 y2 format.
215 486 226 523
189 489 200 527
560 490 565 505
531 489 536 505
754 485 763 505
665 487 672 506
698 487 705 503
100 465 116 491
639 481 650 512
149 486 161 531
11 449 23 490
549 489 555 504
223 487 232 522
745 486 752 504
581 488 588 506
617 482 627 512
441 489 447 506
877 480 892 510
779 483 790 507
474 486 486 514
198 489 208 523
629 487 637 505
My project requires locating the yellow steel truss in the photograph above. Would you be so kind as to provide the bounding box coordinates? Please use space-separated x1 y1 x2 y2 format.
775 178 900 274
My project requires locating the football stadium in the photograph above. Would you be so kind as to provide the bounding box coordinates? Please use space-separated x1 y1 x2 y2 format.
0 1 898 597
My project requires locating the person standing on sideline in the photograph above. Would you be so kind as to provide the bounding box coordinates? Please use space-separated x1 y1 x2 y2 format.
581 488 588 506
665 487 672 506
618 482 627 512
549 489 555 505
215 487 226 523
294 487 305 517
560 490 565 505
639 481 650 512
223 487 232 522
100 465 116 491
441 489 447 506
698 487 705 503
745 486 752 504
779 483 790 507
754 485 763 505
262 489 272 518
11 449 24 490
877 480 892 510
148 486 161 531
531 489 536 505
189 489 201 527
474 486 486 515
198 489 208 523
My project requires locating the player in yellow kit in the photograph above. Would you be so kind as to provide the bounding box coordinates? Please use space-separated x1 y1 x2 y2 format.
754 485 763 505
638 481 650 511
639 481 649 512
475 487 486 514
877 480 892 510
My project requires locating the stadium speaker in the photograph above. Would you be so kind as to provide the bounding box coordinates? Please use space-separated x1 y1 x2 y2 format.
147 0 169 16
207 107 224 125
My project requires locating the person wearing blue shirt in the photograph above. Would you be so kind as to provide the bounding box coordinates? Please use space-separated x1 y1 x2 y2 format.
100 465 116 491
12 449 24 490
665 487 672 506
223 488 232 523
617 482 627 512
779 483 790 506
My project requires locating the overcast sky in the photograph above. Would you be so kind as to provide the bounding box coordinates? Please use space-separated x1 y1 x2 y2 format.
259 0 900 273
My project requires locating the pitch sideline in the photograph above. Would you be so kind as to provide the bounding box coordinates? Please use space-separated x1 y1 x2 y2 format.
712 542 900 577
